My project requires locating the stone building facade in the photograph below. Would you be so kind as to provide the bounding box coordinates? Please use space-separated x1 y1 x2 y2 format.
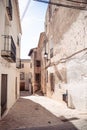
0 0 21 117
28 48 41 93
44 0 87 110
37 32 47 94
20 59 32 92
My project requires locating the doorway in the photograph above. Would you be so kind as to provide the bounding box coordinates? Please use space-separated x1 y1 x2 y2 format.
20 82 25 91
1 74 7 116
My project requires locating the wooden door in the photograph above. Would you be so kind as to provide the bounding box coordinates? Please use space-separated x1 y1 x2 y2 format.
1 74 7 116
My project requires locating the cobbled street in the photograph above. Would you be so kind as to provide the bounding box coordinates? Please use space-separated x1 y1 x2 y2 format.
0 91 87 130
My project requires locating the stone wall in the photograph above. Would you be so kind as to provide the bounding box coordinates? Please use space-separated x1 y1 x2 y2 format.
45 0 87 110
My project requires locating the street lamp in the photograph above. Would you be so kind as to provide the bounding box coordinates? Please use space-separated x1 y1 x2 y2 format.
44 52 48 58
44 52 50 61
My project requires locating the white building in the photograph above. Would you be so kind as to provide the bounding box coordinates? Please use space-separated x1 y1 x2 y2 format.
44 0 87 111
0 0 21 118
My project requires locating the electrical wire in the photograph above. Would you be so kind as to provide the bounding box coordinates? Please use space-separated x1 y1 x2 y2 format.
45 48 87 69
21 0 31 21
66 0 87 4
34 0 87 10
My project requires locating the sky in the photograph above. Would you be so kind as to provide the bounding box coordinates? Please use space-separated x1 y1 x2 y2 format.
18 0 48 59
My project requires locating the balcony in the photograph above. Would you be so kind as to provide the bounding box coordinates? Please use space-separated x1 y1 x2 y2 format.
6 0 12 20
16 58 21 69
1 35 16 62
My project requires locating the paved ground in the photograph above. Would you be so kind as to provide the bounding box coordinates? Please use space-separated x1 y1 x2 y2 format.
0 91 87 130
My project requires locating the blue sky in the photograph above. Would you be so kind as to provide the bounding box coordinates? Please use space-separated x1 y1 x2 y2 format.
19 0 48 59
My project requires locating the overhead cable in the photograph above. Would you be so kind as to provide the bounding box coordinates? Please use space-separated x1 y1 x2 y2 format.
66 0 87 4
21 0 31 21
34 0 87 10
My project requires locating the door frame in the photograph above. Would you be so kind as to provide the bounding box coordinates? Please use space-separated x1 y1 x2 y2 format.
1 74 8 116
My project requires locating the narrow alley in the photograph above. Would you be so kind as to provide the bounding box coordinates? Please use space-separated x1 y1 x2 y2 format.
0 91 87 130
0 0 87 130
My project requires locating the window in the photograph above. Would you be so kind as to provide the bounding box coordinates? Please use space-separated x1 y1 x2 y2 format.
20 72 25 80
21 64 24 68
30 63 32 68
6 0 12 20
49 5 52 21
50 48 53 58
50 73 55 91
36 60 41 67
34 51 37 59
29 78 31 83
35 73 41 82
50 38 53 58
46 71 48 83
17 36 19 46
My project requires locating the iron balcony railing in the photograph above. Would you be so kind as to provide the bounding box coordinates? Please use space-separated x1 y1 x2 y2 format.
1 35 16 62
16 58 21 69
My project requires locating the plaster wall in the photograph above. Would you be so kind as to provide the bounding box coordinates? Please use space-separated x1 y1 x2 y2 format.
45 1 87 110
0 0 21 117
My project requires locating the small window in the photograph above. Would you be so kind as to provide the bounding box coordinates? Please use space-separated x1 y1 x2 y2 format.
17 36 19 46
49 5 52 21
46 70 48 83
50 38 53 58
34 51 37 59
21 64 24 68
36 60 41 67
35 73 40 82
50 73 55 91
30 63 32 68
20 72 25 80
6 0 12 20
29 78 31 83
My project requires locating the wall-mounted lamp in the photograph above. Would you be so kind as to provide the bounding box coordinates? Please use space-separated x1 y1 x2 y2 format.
44 52 50 61
44 52 48 58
